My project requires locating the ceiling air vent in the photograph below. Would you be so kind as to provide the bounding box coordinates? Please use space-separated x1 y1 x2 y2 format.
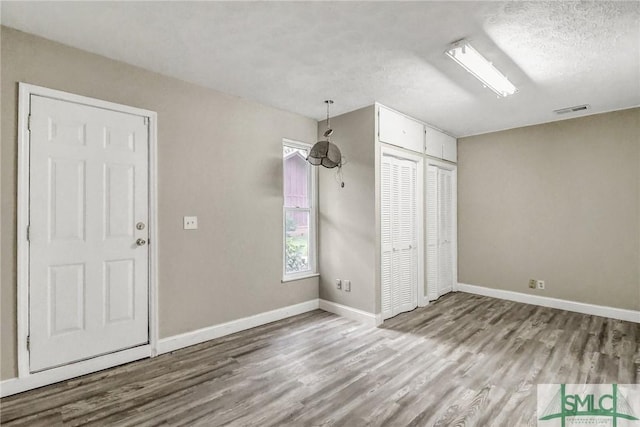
553 104 591 115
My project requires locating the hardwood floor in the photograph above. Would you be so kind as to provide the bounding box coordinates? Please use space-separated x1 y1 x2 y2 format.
2 292 639 426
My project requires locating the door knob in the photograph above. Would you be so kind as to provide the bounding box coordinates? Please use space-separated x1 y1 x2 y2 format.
136 238 146 246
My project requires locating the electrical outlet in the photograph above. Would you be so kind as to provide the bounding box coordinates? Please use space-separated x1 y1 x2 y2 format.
529 279 537 289
336 279 342 290
537 280 545 290
183 216 198 230
344 280 351 292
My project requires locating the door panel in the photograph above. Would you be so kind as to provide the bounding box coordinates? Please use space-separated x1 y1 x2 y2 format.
395 160 417 314
426 164 457 301
438 169 454 295
425 165 439 301
29 95 149 372
381 154 418 320
104 259 135 323
49 158 86 241
380 158 393 319
49 264 85 335
104 163 135 238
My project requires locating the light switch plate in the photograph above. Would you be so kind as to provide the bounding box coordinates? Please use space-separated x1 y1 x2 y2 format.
336 279 342 290
183 216 198 230
344 280 351 292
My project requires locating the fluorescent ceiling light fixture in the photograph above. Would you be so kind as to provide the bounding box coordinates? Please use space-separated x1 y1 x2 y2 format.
445 40 517 97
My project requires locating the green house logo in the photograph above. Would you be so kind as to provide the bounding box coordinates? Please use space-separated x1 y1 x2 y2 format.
538 384 640 427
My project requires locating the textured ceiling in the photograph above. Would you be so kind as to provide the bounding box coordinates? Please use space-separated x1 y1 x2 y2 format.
2 1 639 137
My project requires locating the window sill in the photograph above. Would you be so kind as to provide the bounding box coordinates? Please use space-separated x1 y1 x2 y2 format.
281 273 320 283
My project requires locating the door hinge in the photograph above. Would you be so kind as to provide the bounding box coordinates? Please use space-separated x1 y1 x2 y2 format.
27 114 32 131
143 116 149 126
26 335 30 352
26 225 30 242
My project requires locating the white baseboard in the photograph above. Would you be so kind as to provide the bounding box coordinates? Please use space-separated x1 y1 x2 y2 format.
457 283 640 323
319 299 382 326
156 299 320 354
0 345 151 398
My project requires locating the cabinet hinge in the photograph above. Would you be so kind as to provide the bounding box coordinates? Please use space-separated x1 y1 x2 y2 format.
26 335 30 352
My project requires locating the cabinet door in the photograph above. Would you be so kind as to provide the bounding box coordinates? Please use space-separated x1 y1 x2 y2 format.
425 126 457 163
442 134 457 163
424 127 443 158
379 106 423 153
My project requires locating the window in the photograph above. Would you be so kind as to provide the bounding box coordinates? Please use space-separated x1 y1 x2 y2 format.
283 139 317 280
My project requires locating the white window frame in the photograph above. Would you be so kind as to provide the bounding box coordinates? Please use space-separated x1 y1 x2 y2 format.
282 139 318 282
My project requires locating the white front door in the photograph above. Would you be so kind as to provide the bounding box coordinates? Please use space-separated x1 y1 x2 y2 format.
28 95 150 372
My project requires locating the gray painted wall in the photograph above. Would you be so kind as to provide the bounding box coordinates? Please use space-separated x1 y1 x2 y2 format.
458 108 640 310
1 27 319 380
317 106 376 313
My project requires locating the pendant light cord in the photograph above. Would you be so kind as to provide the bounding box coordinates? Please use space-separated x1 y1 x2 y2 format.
325 100 332 141
326 101 330 131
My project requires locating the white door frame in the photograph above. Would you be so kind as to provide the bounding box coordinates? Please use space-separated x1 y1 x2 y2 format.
379 143 425 311
424 156 458 298
16 83 159 385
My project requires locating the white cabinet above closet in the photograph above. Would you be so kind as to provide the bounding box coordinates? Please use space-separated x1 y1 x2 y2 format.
425 126 457 163
378 106 424 153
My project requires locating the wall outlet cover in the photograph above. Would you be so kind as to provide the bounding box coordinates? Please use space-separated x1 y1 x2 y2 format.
529 279 537 289
183 216 198 230
336 279 342 290
344 280 351 292
537 280 545 290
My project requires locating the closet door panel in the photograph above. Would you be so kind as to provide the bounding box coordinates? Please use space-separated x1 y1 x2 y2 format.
380 157 394 319
381 153 419 320
425 165 439 301
395 160 418 312
438 169 454 295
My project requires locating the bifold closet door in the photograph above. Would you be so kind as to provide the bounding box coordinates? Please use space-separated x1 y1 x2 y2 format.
381 154 418 320
437 169 454 295
426 164 456 301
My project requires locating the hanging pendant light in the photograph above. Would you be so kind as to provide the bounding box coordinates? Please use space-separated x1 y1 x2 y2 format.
307 100 342 169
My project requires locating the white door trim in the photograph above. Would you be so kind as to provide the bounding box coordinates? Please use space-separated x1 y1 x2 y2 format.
16 82 159 379
379 143 425 313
